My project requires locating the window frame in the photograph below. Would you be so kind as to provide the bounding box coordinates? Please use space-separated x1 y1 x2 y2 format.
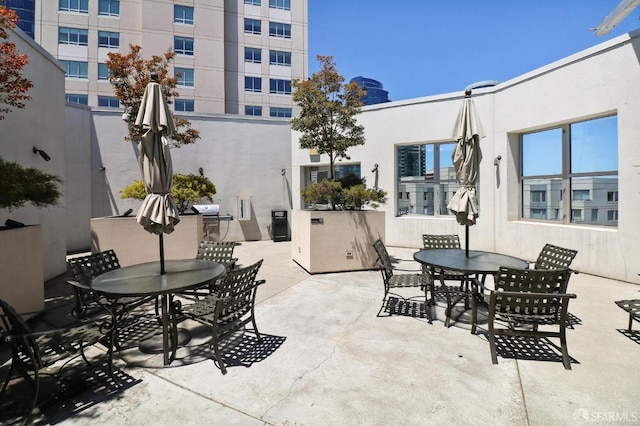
59 0 89 13
174 5 194 25
244 76 262 93
269 50 291 66
174 36 194 56
245 0 261 5
175 99 195 112
61 60 88 79
245 105 263 116
269 78 291 95
98 30 119 48
98 0 119 17
175 67 195 87
244 18 262 35
269 21 291 39
269 0 291 10
97 95 119 108
244 47 262 63
65 94 88 105
98 63 110 80
269 107 292 118
520 114 618 227
58 27 88 46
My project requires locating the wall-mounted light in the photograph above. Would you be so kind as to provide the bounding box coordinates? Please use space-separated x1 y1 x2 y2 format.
122 208 133 217
281 169 286 176
494 155 502 166
198 167 204 176
99 166 106 172
33 147 51 161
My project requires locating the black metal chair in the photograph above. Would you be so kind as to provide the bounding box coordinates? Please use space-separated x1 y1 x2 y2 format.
196 241 238 270
372 239 432 323
534 244 578 271
421 234 469 327
0 299 107 422
179 260 265 374
66 250 155 320
471 267 576 370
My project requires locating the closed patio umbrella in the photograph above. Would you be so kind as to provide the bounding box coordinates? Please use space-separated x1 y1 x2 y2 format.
135 78 180 274
447 89 483 257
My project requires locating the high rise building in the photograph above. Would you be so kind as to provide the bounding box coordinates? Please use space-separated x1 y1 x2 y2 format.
7 0 308 117
350 76 389 105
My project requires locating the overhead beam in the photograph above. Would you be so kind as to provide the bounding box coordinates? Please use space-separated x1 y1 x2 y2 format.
594 0 640 36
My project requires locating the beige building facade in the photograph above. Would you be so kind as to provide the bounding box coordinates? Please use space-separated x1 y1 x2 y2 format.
30 0 308 117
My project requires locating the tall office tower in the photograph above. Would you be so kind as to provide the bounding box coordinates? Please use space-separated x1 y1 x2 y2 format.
7 0 308 116
350 76 390 105
397 145 426 178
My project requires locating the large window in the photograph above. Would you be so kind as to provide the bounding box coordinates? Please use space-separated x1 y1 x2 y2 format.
521 115 618 226
98 0 119 16
174 5 194 24
396 142 458 216
244 76 262 92
175 99 194 112
65 94 88 105
98 31 119 48
98 96 119 108
270 107 291 118
175 67 194 87
245 0 261 5
59 0 88 13
269 21 291 38
244 47 261 63
60 60 88 78
269 0 291 10
269 79 291 94
245 105 262 116
244 18 261 35
59 27 88 45
174 36 194 55
269 50 291 66
98 63 110 80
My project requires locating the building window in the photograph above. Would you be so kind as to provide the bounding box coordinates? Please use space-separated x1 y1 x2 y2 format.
174 36 194 56
61 60 88 78
244 47 261 63
521 115 618 227
396 142 458 216
608 210 618 222
269 21 291 38
531 208 547 219
175 99 194 112
98 63 110 80
58 27 88 46
269 0 291 10
245 0 261 5
269 50 291 66
244 18 261 35
269 107 291 118
98 96 119 108
10 0 35 38
98 31 119 48
65 94 88 105
269 78 291 94
59 0 88 13
175 67 194 87
174 5 194 25
245 105 262 116
98 0 119 16
531 190 546 203
244 76 262 92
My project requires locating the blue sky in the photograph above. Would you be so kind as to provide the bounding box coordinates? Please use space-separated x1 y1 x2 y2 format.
308 1 640 101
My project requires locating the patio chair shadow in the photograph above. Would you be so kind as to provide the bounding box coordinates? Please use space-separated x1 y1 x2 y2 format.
486 334 580 368
0 358 141 425
381 296 430 319
617 328 640 344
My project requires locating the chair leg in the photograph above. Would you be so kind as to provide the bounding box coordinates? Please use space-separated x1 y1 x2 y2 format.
560 329 572 370
251 315 263 343
488 328 498 365
211 331 227 375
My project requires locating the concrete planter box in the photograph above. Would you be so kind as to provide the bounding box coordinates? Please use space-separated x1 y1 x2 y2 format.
91 214 203 267
291 209 385 274
0 225 44 315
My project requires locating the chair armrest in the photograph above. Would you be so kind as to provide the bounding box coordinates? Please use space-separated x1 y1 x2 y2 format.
494 290 576 299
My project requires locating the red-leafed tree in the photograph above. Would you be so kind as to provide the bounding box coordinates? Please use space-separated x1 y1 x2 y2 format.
106 44 200 146
0 2 33 120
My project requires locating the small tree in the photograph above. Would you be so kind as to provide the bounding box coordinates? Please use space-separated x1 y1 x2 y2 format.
291 55 365 180
120 174 216 214
106 44 200 146
0 2 32 119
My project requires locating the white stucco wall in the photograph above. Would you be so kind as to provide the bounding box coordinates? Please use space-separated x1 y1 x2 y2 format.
292 29 640 284
90 112 292 244
0 27 67 280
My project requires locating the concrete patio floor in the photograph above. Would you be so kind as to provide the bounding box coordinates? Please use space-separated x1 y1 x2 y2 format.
2 240 639 425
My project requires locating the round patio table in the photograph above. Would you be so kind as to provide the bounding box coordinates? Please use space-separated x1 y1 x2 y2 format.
413 249 529 327
92 259 225 366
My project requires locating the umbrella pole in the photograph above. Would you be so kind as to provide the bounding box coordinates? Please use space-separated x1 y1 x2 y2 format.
465 224 469 258
159 234 166 275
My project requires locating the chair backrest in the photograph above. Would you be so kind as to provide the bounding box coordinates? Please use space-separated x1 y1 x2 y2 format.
67 250 121 285
495 267 572 296
216 259 263 323
534 244 578 271
196 241 236 265
0 299 42 368
372 239 394 277
422 234 461 250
